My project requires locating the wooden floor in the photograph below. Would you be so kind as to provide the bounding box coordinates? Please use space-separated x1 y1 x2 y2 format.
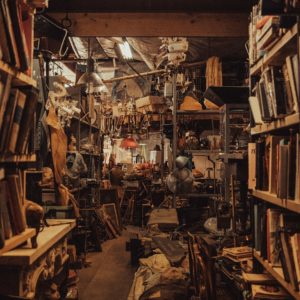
78 229 137 300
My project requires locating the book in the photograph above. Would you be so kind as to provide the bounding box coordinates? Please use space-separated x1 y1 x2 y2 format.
286 55 299 113
290 233 300 289
257 80 273 122
242 272 277 285
0 74 12 133
0 181 12 239
0 0 20 69
249 96 263 124
288 133 296 200
266 208 281 266
282 63 295 115
16 87 39 154
271 66 287 117
0 1 12 64
292 54 299 99
0 89 19 153
277 140 289 199
7 0 30 71
6 175 26 234
7 90 27 153
248 142 257 189
279 231 298 290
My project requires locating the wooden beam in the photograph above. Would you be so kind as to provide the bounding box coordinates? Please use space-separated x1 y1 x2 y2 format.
47 13 248 37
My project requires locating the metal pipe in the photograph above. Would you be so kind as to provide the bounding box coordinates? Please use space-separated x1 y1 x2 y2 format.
103 69 167 83
172 71 177 208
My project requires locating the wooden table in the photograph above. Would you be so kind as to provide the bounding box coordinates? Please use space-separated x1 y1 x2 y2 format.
0 219 76 299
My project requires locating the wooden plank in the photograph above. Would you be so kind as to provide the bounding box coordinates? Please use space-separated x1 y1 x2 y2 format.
253 250 300 300
0 154 36 163
0 61 37 87
251 113 300 135
0 229 35 256
47 13 248 37
251 189 300 214
0 219 76 266
250 23 298 76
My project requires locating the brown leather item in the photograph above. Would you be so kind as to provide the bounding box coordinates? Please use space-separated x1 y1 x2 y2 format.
179 95 202 111
46 107 67 185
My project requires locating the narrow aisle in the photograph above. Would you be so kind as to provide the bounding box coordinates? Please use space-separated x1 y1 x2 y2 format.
78 230 136 300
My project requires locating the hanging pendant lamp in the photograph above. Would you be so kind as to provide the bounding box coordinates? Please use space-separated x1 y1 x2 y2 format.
120 135 139 149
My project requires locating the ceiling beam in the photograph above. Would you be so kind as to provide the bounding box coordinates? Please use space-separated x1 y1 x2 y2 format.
47 13 248 37
47 0 252 13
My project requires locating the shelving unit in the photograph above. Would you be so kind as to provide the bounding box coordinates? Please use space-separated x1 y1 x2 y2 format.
253 250 300 300
249 7 300 300
0 60 37 87
251 189 300 214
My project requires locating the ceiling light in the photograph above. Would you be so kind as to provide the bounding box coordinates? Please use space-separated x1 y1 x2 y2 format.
120 135 138 149
118 41 133 60
77 58 103 86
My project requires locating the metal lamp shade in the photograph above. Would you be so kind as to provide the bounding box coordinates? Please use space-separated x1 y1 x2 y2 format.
77 72 103 86
120 136 139 149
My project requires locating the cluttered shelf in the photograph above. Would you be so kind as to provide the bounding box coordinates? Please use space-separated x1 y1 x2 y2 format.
0 60 37 87
0 154 36 163
0 228 35 256
251 189 300 214
253 250 300 300
250 23 297 76
250 112 300 135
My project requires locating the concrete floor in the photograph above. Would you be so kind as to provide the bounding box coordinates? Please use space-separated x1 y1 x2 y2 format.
78 229 137 300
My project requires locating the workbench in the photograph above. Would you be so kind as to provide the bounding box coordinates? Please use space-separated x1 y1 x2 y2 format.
0 219 76 299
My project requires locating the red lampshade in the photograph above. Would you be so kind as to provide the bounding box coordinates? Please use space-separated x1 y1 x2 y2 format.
120 136 138 149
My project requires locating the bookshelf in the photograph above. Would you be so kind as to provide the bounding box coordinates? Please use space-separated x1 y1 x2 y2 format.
0 60 37 87
250 23 298 76
251 189 300 214
253 250 300 300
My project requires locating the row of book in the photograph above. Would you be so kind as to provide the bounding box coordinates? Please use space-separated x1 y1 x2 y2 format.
249 56 299 124
0 73 38 155
249 3 297 66
249 133 300 201
0 0 31 72
254 206 300 291
0 174 27 248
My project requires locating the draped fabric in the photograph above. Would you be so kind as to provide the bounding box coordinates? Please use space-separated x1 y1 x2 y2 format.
45 107 67 185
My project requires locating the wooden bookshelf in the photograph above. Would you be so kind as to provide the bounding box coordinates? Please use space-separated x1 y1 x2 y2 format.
250 23 298 76
0 154 36 163
251 113 300 135
251 189 300 214
0 228 35 256
0 60 37 87
253 250 300 300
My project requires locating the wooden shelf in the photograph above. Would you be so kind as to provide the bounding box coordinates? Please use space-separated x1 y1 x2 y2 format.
251 113 300 135
250 23 298 76
0 228 35 256
185 149 220 155
0 219 76 266
251 189 300 213
253 250 300 300
0 60 37 87
218 151 247 160
176 110 221 115
0 154 36 163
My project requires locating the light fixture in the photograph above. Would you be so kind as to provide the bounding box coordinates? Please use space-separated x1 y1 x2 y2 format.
118 41 133 60
77 38 103 87
120 135 138 149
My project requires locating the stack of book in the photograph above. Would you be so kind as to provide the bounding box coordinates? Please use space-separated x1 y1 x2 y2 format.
0 174 27 248
249 55 299 125
0 77 38 155
222 246 252 262
248 133 300 201
255 208 300 292
0 0 31 72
